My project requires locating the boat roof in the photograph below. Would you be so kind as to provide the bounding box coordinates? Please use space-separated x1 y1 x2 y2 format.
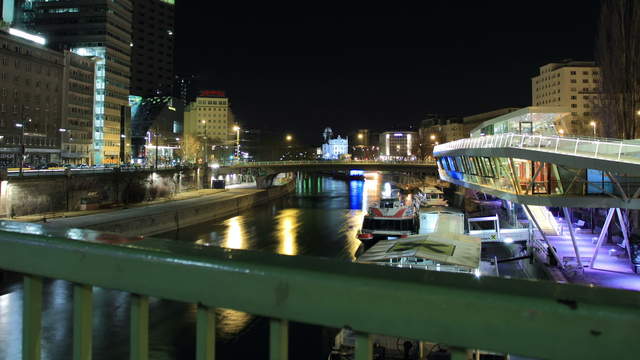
421 186 443 194
357 232 481 269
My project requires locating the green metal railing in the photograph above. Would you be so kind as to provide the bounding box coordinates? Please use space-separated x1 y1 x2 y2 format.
1 221 639 359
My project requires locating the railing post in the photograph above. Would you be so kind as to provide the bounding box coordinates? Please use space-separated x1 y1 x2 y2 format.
23 275 43 360
355 332 372 360
594 142 600 158
574 140 579 155
197 304 216 360
554 137 559 152
270 318 288 360
618 144 623 160
73 284 93 360
130 294 149 360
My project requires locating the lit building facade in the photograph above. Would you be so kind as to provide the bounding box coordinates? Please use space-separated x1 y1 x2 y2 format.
321 127 348 160
532 60 600 136
379 131 418 161
0 27 64 167
130 0 174 97
129 95 183 165
183 90 230 163
16 0 133 164
61 50 95 165
419 115 464 160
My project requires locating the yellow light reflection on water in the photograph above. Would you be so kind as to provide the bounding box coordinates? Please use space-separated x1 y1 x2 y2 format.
276 209 300 255
222 216 247 250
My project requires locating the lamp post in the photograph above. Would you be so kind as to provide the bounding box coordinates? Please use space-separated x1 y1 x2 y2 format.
154 127 159 169
590 121 597 137
59 128 66 164
16 123 25 176
233 125 240 163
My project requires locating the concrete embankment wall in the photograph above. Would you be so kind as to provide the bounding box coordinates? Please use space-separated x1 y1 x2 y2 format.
68 182 295 237
1 168 205 217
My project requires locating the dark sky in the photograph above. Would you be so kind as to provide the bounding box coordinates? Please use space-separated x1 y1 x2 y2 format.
175 2 601 144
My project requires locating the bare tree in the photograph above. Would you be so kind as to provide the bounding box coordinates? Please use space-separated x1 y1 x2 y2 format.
595 0 640 139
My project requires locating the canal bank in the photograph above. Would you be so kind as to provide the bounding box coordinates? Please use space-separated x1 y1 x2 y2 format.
43 181 296 236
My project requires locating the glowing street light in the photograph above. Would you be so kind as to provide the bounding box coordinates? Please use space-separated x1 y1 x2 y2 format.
233 125 240 162
286 134 292 141
357 133 363 140
430 134 436 141
559 129 565 136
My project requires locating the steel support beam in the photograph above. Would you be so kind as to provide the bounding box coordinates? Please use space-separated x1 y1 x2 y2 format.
563 207 583 269
615 208 633 270
589 208 616 269
523 204 563 268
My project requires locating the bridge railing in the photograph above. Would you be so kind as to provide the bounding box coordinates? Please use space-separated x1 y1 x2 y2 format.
434 133 640 164
223 160 437 168
0 221 639 360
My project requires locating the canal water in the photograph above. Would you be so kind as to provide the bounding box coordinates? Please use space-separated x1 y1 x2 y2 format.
0 176 389 360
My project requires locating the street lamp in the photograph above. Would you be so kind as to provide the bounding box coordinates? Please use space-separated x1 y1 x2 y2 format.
430 134 436 141
559 129 565 136
16 123 25 175
590 121 596 137
286 134 292 142
233 125 240 163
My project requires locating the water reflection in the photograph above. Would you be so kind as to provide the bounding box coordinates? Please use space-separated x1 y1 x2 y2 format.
222 216 247 250
275 209 300 255
349 180 363 210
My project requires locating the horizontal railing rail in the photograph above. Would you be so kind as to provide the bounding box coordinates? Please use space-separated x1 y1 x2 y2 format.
0 221 639 360
434 133 640 165
222 160 437 168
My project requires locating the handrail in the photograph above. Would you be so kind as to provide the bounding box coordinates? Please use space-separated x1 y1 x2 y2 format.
223 160 437 168
434 133 640 165
0 221 639 359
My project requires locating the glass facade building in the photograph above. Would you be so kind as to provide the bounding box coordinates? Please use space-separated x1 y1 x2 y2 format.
16 0 133 164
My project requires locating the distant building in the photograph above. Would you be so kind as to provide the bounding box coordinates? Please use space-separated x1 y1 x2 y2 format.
14 0 134 164
61 50 95 165
379 131 418 161
419 114 463 160
183 90 231 163
131 0 175 98
532 60 600 136
129 95 183 165
0 27 64 167
321 127 348 160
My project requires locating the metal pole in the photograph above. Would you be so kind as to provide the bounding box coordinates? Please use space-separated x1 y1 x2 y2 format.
19 125 24 176
155 128 159 169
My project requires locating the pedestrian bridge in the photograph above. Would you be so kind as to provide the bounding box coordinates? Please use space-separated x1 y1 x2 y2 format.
434 133 640 209
0 221 638 359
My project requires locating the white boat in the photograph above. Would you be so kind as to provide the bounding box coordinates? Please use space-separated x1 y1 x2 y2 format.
356 197 419 245
418 186 448 207
332 211 501 360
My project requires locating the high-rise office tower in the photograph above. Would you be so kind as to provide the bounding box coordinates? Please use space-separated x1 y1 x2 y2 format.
14 0 133 165
130 0 174 98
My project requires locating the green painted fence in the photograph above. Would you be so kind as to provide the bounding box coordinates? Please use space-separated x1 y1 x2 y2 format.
0 221 639 360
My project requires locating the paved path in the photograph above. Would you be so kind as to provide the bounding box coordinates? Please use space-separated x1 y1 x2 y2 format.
43 188 262 230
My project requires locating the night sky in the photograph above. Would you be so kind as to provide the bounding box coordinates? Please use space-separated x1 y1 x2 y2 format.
175 2 601 144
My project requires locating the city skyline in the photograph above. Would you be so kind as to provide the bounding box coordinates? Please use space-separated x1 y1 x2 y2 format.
175 2 600 142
